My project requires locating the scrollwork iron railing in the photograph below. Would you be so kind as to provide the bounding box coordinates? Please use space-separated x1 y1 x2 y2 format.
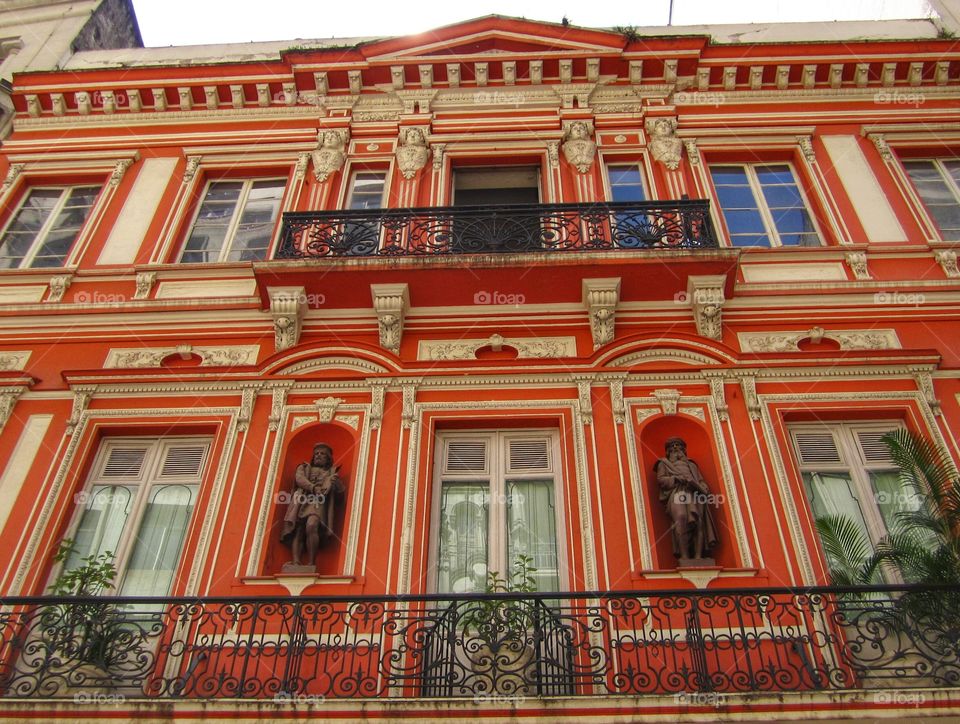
275 200 718 259
0 585 957 700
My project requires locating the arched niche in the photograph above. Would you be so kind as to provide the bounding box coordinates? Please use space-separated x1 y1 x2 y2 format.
637 415 737 570
263 422 358 577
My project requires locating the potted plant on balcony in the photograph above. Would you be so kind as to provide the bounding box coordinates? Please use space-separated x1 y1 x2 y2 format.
460 554 540 695
38 539 128 694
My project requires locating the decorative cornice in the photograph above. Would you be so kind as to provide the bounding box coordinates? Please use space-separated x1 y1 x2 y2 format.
104 345 260 368
418 335 576 361
738 328 901 353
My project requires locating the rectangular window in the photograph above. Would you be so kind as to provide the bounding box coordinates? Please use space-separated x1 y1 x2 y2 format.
64 438 210 596
606 164 647 202
902 159 960 240
433 431 562 594
0 186 101 268
711 164 821 247
791 423 918 580
453 167 540 206
347 171 386 209
179 179 285 263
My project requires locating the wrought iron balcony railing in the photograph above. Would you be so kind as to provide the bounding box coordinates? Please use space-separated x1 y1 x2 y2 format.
1 585 956 701
275 200 718 259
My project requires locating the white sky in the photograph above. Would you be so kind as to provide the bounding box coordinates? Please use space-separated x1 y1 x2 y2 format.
130 0 934 47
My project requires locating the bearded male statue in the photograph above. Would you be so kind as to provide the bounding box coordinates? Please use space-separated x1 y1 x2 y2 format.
654 437 718 564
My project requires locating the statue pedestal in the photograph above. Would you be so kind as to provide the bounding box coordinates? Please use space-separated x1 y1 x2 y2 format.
678 557 716 568
280 562 317 575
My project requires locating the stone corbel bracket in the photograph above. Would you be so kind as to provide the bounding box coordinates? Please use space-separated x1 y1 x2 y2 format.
582 278 620 351
653 388 682 416
845 251 871 280
46 275 72 303
269 286 307 353
914 369 942 416
315 396 344 423
934 249 960 278
67 385 96 434
687 275 726 341
134 271 157 300
0 385 27 433
371 283 409 355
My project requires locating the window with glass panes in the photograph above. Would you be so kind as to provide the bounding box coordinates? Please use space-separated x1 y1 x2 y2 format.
63 438 210 596
711 164 821 247
0 186 100 268
347 171 386 209
179 179 285 263
433 431 562 594
606 164 647 202
901 159 960 240
791 423 917 581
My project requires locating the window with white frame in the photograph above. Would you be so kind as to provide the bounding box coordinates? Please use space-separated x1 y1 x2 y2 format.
433 431 562 594
347 170 386 209
179 179 285 263
901 159 960 240
711 164 822 247
0 185 101 268
791 423 920 579
606 163 647 202
63 437 210 596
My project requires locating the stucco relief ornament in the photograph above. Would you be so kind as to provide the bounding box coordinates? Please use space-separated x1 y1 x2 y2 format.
646 117 683 170
311 129 349 183
395 127 430 179
561 121 596 173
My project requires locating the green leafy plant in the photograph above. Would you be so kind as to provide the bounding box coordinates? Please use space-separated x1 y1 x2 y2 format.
461 554 539 652
42 539 126 673
815 430 960 634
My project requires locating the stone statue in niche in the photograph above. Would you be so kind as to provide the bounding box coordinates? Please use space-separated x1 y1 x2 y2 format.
280 442 346 573
654 437 718 566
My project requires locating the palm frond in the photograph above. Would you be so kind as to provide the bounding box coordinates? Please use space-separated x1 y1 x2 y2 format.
815 515 879 585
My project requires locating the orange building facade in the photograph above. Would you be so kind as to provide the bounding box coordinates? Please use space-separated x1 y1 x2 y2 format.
0 12 958 721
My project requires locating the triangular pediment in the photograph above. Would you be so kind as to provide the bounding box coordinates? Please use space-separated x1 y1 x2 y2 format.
361 15 626 61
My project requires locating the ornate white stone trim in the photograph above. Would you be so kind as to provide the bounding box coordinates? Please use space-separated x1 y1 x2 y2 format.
418 335 576 361
109 157 136 187
796 135 816 163
315 396 343 424
401 383 417 429
431 143 445 171
738 328 901 353
237 387 257 432
1 163 24 194
46 275 72 303
277 357 389 376
679 406 706 421
269 286 306 352
0 351 31 371
396 127 430 179
707 376 729 421
687 275 725 341
607 348 722 368
182 155 201 182
868 133 893 162
371 283 409 355
104 345 259 368
0 386 26 433
739 376 760 420
291 415 314 431
844 251 870 280
561 120 596 173
312 129 349 182
368 381 387 430
653 388 681 416
609 379 626 425
915 370 942 416
336 414 360 430
582 278 620 351
576 378 593 425
935 250 960 278
635 408 659 424
268 383 293 432
66 386 95 434
646 117 683 170
133 271 157 300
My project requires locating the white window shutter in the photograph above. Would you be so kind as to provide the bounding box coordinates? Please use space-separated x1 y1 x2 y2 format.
444 439 488 474
100 446 149 478
159 444 208 479
794 431 842 465
507 438 551 473
856 430 896 464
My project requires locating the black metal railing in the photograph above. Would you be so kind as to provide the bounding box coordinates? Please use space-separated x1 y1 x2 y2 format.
275 200 718 259
0 585 957 700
